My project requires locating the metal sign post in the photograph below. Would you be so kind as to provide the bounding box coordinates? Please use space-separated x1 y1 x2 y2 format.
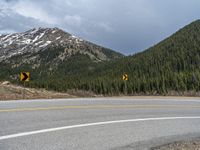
20 72 30 99
122 73 128 95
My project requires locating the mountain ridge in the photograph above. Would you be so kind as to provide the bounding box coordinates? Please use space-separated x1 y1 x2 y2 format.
1 20 200 96
0 27 123 63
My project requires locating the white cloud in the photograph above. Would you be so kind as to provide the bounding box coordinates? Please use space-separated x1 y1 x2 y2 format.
97 22 113 32
12 1 57 24
64 15 83 26
1 0 200 54
0 1 50 34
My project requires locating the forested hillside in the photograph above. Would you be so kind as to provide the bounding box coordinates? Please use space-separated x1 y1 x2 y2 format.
89 19 200 95
1 20 200 95
92 19 200 95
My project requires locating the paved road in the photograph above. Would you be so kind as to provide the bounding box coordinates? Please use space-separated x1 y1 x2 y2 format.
0 97 200 150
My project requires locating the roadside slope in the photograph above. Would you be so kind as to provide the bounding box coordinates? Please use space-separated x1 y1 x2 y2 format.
0 81 75 100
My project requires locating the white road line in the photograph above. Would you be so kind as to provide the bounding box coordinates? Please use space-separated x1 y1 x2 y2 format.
0 116 200 141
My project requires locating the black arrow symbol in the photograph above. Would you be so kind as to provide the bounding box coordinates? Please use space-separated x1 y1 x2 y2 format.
22 73 28 81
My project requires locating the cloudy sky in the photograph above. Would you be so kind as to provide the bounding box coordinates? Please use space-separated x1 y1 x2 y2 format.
0 0 200 55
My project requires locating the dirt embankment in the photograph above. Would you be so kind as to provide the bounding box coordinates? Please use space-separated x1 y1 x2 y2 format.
0 81 76 100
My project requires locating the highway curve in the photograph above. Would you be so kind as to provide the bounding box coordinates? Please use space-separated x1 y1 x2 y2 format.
0 97 200 150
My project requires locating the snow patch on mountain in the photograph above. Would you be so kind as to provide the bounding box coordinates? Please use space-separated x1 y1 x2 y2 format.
0 27 121 64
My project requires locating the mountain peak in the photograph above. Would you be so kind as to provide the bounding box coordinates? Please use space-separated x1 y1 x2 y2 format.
0 27 123 63
0 27 77 61
24 27 69 36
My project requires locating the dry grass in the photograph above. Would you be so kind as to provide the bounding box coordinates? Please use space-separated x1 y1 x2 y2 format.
0 81 76 100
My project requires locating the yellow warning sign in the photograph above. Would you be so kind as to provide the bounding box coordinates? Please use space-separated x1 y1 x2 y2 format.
20 72 30 81
122 74 128 81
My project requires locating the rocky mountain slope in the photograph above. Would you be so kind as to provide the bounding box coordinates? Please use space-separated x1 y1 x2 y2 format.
0 27 123 89
0 27 123 63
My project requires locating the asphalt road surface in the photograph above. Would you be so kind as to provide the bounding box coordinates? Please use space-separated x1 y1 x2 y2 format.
0 97 200 150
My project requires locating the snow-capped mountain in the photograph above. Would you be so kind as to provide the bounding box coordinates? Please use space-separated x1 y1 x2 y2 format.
0 27 122 62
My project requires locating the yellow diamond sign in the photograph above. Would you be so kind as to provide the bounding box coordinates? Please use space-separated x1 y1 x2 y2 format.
122 74 128 81
20 72 30 81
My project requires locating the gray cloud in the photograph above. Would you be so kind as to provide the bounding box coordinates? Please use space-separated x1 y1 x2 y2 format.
0 0 200 55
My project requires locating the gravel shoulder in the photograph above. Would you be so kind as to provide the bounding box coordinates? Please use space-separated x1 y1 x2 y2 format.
151 138 200 150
